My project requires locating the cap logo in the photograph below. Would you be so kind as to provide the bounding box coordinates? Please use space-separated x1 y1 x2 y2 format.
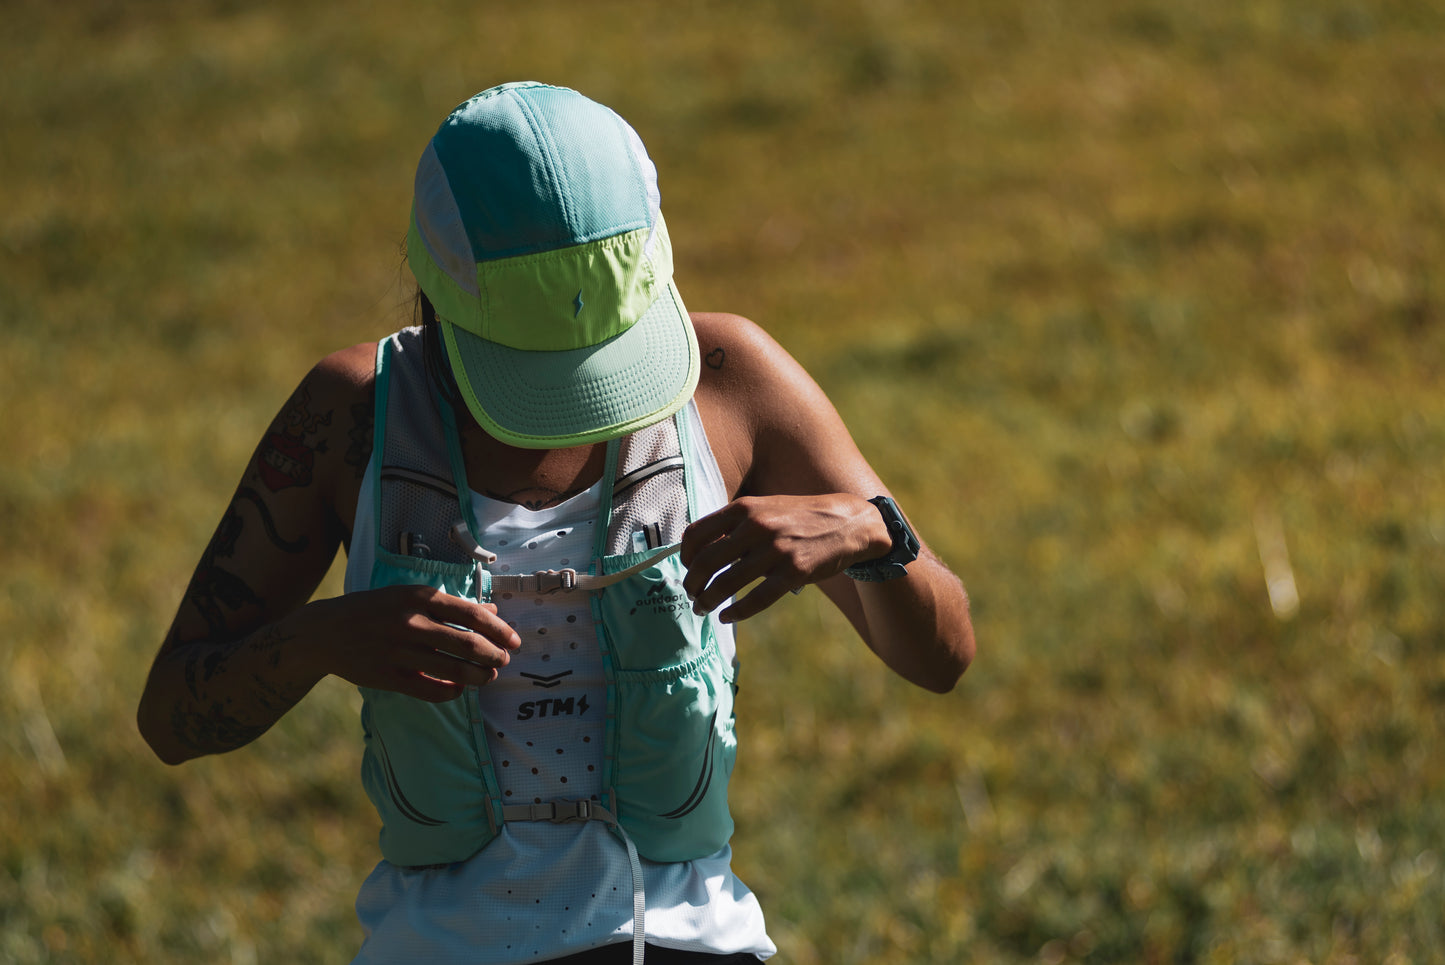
573 289 585 319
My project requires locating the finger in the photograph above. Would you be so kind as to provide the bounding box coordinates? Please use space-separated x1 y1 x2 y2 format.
422 594 521 650
424 622 516 674
718 570 797 624
682 525 769 600
416 590 494 628
691 551 773 615
360 591 515 689
680 503 748 566
388 669 469 702
382 612 513 686
424 657 501 690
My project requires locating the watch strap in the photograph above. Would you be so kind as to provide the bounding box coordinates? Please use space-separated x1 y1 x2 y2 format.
845 495 920 582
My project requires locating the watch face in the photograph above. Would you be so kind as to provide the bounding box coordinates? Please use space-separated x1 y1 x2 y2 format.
846 497 919 581
873 497 920 565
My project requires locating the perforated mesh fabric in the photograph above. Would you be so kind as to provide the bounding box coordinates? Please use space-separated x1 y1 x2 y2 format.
605 415 690 556
378 472 473 565
377 328 474 565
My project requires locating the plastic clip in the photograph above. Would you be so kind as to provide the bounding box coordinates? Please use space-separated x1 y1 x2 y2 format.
450 522 498 565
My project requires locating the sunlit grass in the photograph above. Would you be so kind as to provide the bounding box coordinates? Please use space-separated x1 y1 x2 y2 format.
3 0 1443 962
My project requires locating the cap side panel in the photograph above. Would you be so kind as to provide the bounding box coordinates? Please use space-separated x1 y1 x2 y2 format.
411 144 481 292
621 121 663 257
408 215 485 333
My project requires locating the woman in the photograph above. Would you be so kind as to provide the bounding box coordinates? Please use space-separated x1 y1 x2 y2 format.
138 81 974 964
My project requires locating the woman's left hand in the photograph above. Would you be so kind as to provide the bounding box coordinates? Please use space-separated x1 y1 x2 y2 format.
679 493 889 623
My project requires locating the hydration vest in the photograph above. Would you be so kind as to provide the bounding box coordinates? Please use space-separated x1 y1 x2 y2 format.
356 328 738 869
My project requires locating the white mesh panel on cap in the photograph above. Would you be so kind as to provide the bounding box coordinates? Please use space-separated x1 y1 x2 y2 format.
414 142 479 295
622 122 662 260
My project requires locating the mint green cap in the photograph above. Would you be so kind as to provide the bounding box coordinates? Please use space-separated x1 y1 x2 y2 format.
407 82 699 449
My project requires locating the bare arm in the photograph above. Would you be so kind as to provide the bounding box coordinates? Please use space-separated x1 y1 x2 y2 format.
681 314 975 693
137 344 520 764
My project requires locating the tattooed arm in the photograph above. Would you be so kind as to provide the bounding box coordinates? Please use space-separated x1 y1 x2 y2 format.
137 343 520 764
136 347 366 763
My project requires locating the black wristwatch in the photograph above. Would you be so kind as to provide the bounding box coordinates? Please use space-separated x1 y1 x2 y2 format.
845 496 920 582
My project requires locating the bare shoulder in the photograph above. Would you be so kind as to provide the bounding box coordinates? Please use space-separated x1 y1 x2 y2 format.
691 312 816 418
690 313 858 498
691 314 788 494
299 342 378 466
273 341 378 472
692 313 790 381
693 310 839 414
313 341 378 396
691 311 770 351
256 341 379 535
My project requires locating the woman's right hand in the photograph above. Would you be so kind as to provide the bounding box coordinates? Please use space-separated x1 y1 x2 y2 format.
300 585 522 701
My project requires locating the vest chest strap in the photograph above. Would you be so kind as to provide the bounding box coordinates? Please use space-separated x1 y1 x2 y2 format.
451 523 682 596
500 797 618 825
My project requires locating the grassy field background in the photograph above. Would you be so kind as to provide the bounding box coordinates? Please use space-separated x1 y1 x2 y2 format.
3 0 1443 962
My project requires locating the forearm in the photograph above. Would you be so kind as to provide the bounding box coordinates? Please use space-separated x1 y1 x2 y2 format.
829 551 975 693
137 613 326 765
680 488 976 691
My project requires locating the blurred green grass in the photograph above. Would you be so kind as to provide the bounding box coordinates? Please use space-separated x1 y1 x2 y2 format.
3 0 1444 962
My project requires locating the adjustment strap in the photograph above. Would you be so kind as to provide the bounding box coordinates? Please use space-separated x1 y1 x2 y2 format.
622 826 646 965
500 798 618 824
492 543 680 595
490 568 583 595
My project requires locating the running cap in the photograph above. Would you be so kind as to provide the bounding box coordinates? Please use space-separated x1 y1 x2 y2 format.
407 81 699 449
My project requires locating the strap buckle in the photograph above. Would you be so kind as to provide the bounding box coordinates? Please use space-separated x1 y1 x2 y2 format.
532 568 579 593
522 799 592 822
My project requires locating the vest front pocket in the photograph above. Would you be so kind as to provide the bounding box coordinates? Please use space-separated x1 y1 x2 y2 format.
359 552 503 867
593 552 738 862
593 549 704 671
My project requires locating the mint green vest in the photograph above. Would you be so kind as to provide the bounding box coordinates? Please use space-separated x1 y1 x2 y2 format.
356 329 737 867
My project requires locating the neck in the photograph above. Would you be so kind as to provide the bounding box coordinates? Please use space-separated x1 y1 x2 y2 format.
459 424 607 511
